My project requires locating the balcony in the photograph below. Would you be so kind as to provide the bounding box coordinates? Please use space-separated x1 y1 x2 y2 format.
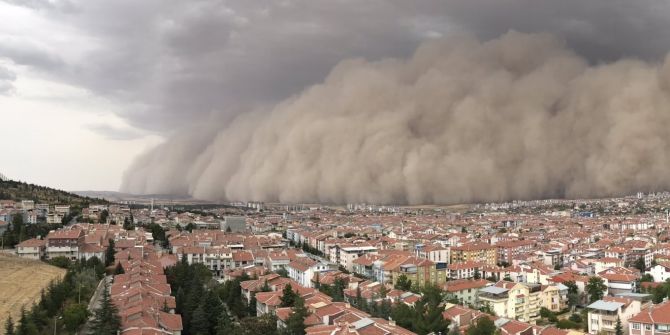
479 292 508 301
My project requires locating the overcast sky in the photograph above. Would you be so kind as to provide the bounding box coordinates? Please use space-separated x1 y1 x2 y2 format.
1 0 670 192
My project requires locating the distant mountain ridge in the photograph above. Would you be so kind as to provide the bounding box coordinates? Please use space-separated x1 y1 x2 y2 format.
0 179 108 207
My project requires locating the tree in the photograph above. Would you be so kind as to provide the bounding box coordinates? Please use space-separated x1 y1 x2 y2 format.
48 256 72 269
88 282 121 335
123 216 134 230
99 209 109 223
640 274 654 282
331 277 347 302
17 307 37 335
474 268 481 280
204 290 224 333
5 315 15 335
586 277 607 303
276 267 289 278
105 239 115 267
283 296 308 335
378 285 388 298
635 257 646 272
564 281 580 309
395 274 412 291
467 317 496 335
216 309 236 335
280 284 298 307
190 303 209 335
615 317 623 335
556 320 579 330
569 313 582 323
63 303 88 332
415 286 450 335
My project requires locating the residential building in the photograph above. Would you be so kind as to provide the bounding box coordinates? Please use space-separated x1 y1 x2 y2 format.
629 300 670 335
443 279 490 307
45 229 84 260
588 297 646 335
17 238 46 259
478 281 545 323
451 242 498 266
647 262 670 282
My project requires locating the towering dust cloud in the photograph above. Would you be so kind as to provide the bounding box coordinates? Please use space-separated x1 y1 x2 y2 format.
121 32 670 204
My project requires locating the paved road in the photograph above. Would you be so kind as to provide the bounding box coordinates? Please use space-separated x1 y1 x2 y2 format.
78 275 112 335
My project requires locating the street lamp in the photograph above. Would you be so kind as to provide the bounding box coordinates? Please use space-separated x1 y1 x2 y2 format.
53 315 62 335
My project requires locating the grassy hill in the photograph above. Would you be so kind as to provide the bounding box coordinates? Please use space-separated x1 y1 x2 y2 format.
0 179 108 207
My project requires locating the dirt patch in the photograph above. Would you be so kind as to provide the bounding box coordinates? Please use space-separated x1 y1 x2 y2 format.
0 254 65 334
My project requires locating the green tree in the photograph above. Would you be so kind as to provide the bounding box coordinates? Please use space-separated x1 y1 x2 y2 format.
123 217 134 230
48 256 72 269
414 285 450 335
466 317 496 335
635 257 646 272
280 284 298 307
5 315 15 335
556 320 579 330
204 290 224 333
63 303 88 332
615 317 623 335
474 268 481 280
276 268 289 278
331 277 346 302
283 296 308 335
586 277 607 303
190 303 209 335
114 262 125 275
99 209 109 223
216 309 236 335
88 282 121 335
104 239 115 267
640 274 654 282
395 274 412 291
564 281 580 309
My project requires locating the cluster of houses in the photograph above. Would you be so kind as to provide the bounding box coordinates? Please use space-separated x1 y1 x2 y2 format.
10 194 670 335
111 250 182 334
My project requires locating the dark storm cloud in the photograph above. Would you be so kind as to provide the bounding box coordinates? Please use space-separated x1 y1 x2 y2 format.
3 0 447 131
441 0 670 61
5 0 670 132
5 0 670 202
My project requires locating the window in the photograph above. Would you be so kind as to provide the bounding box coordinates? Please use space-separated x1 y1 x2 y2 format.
646 325 652 331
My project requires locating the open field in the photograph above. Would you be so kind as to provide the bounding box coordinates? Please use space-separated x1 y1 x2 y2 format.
0 254 65 334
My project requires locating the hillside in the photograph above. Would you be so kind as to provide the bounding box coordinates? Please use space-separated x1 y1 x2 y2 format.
0 179 108 207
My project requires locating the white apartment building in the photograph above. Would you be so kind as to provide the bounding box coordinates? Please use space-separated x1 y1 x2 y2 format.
587 297 645 335
331 245 378 272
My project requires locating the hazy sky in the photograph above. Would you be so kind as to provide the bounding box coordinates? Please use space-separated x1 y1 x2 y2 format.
2 0 670 194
